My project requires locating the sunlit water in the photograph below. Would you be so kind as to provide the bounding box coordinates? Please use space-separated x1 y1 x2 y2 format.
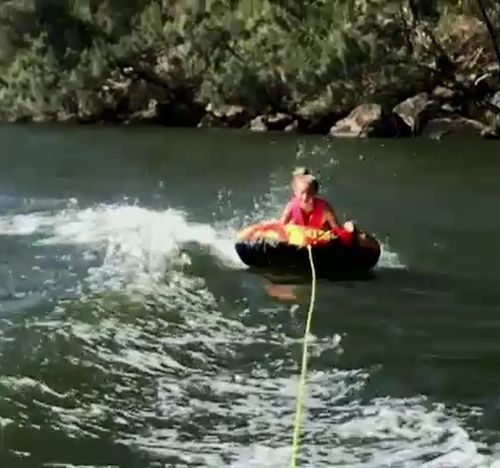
0 125 498 468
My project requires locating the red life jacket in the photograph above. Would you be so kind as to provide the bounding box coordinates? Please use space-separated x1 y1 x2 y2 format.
289 197 327 229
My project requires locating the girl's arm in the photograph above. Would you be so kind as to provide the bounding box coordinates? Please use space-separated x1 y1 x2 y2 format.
323 202 341 229
279 201 293 224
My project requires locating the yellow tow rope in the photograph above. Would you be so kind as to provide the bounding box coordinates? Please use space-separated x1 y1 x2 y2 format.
290 244 317 468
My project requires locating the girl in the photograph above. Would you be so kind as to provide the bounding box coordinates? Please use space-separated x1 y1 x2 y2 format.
279 168 354 232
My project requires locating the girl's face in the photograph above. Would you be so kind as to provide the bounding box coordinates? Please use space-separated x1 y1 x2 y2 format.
294 179 315 209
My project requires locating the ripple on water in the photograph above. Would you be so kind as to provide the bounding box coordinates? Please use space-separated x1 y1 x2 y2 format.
0 202 492 467
1 274 492 467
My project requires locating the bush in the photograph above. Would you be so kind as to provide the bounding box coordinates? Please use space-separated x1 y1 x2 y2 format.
0 0 498 123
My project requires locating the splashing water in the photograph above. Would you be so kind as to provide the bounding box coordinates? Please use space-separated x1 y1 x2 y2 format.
378 242 407 270
0 199 405 296
0 203 246 298
0 127 497 468
41 205 241 264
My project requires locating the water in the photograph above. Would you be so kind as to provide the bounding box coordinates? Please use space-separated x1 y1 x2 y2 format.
0 125 498 468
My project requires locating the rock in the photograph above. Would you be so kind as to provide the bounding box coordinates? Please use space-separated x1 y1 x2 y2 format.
221 105 251 128
481 128 500 139
330 104 381 137
440 103 456 113
197 113 223 128
284 120 298 132
56 110 78 123
222 106 249 127
432 86 456 101
393 92 438 135
33 113 54 123
266 112 294 131
330 103 410 138
244 112 294 131
249 115 267 132
481 108 500 139
208 104 251 128
491 91 500 111
422 116 487 139
128 99 160 123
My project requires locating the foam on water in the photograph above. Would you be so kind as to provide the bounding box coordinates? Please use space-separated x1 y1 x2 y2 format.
121 372 492 468
1 268 492 467
0 200 405 298
6 278 486 468
42 204 243 268
0 203 246 296
378 242 407 270
0 199 435 467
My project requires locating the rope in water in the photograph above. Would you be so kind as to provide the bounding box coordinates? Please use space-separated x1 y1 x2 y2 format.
290 244 317 468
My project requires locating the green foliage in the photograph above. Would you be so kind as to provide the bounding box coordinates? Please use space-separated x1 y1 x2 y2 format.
0 0 497 122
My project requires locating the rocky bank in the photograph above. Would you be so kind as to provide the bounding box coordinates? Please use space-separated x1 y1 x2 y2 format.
0 4 498 139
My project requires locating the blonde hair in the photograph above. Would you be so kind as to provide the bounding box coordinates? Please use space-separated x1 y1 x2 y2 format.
292 166 312 177
293 172 319 194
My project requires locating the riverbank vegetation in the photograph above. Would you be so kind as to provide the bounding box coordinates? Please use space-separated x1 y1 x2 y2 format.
0 0 498 137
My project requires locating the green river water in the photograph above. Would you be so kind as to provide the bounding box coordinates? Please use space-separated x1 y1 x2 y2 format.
0 125 498 467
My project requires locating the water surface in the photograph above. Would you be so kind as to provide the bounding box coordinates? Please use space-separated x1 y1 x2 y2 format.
0 125 498 467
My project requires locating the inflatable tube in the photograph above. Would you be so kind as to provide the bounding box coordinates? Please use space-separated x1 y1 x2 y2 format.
235 221 380 277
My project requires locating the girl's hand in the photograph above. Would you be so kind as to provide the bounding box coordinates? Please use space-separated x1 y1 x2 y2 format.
343 220 355 232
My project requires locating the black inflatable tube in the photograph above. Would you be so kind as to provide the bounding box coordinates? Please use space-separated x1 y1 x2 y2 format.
235 236 380 279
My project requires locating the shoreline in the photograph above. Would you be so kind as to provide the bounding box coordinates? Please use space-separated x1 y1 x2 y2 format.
0 5 498 140
2 75 498 140
1 100 498 141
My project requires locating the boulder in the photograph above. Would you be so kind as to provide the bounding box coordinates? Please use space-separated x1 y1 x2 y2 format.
208 104 252 128
481 127 500 139
284 120 298 132
432 86 456 101
422 116 487 139
393 92 439 135
56 110 78 123
128 99 160 123
481 106 500 139
266 112 294 131
330 103 410 138
249 115 267 132
491 91 500 112
330 104 380 137
197 112 223 128
33 112 56 123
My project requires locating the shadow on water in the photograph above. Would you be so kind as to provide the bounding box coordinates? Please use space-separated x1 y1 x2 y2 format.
238 263 462 304
184 237 463 307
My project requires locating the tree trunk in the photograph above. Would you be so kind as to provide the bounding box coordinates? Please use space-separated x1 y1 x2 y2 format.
476 0 500 72
399 3 414 56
